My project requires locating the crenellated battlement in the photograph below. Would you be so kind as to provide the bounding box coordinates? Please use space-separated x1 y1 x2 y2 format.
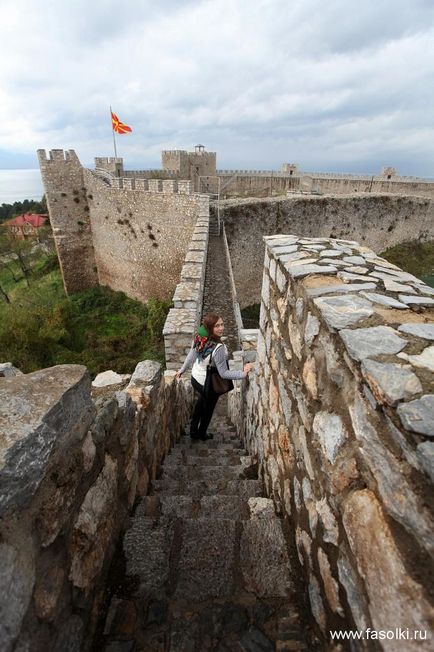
161 150 190 156
217 168 434 183
108 177 193 194
37 148 81 164
94 156 123 165
124 169 178 178
218 169 276 175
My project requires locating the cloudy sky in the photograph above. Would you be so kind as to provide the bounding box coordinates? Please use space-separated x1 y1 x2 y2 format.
1 0 433 175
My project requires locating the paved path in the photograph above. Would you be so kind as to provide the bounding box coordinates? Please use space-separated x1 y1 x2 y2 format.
202 234 239 355
97 413 311 651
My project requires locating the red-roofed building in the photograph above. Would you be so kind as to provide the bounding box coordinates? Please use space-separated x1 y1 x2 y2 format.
1 213 48 240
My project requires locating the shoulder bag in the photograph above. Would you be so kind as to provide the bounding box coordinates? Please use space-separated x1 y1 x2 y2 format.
204 344 234 397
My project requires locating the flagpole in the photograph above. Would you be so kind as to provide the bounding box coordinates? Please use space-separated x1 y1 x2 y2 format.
110 106 118 158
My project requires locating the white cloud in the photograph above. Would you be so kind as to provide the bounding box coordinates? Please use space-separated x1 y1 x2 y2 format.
0 0 433 174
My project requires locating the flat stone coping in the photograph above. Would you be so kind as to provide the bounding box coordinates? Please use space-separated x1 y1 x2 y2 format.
264 235 434 438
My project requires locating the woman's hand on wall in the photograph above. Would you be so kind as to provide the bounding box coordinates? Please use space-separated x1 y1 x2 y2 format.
175 370 183 380
243 363 253 376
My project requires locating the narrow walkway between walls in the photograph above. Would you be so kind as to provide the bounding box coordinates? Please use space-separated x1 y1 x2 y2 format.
96 410 313 651
202 232 239 355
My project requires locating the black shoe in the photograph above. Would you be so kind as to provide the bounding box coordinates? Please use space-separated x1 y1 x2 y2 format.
199 432 214 440
190 432 201 440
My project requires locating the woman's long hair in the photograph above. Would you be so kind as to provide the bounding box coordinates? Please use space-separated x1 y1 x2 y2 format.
202 312 222 342
194 312 222 359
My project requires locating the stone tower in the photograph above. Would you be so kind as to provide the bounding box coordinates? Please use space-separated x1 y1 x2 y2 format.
94 157 124 177
161 145 216 191
37 149 98 295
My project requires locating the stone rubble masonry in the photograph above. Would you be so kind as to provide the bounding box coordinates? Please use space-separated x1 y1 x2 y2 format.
37 149 209 302
37 149 99 295
0 361 191 652
163 211 210 370
228 235 434 645
217 168 434 199
222 223 244 338
221 194 434 309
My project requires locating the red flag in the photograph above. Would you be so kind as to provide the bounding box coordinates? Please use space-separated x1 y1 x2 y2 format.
111 111 132 134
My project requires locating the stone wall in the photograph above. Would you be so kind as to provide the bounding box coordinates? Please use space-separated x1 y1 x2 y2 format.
222 223 243 336
228 236 434 648
94 157 124 177
221 194 434 309
163 211 209 370
217 171 434 199
37 149 98 295
83 169 208 302
162 149 216 184
0 362 191 652
38 149 210 302
218 172 300 196
300 175 434 199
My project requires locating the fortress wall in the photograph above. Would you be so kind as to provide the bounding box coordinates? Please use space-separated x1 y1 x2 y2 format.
217 171 434 199
37 149 99 295
124 169 178 179
228 236 434 643
163 212 210 370
0 362 191 652
94 156 124 176
222 222 244 337
221 194 434 309
83 169 209 303
306 176 434 198
38 149 206 303
218 173 300 195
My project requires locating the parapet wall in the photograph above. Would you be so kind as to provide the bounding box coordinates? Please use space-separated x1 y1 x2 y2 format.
221 194 434 309
0 362 190 652
228 236 434 646
163 210 210 370
124 169 179 179
107 177 193 194
217 169 434 199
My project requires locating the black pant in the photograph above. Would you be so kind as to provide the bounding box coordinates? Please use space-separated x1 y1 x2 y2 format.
190 377 219 437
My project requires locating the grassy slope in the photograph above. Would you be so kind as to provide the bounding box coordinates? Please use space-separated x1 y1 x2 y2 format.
380 240 434 280
0 252 170 376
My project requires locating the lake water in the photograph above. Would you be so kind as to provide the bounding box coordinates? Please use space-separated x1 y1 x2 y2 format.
0 169 44 204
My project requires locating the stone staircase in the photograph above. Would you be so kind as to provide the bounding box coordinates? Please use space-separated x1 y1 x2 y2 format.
98 414 309 651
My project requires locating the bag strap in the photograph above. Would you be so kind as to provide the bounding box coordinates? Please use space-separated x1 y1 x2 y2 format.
207 343 224 367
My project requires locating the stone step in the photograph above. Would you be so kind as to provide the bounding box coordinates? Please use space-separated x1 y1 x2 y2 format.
124 516 293 601
123 516 174 599
152 477 264 499
161 454 253 480
98 413 309 651
163 453 253 468
136 494 276 521
102 596 308 652
166 446 249 459
158 463 256 487
174 437 243 451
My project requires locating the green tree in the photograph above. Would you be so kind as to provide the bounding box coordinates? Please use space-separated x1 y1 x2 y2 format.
0 196 47 224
